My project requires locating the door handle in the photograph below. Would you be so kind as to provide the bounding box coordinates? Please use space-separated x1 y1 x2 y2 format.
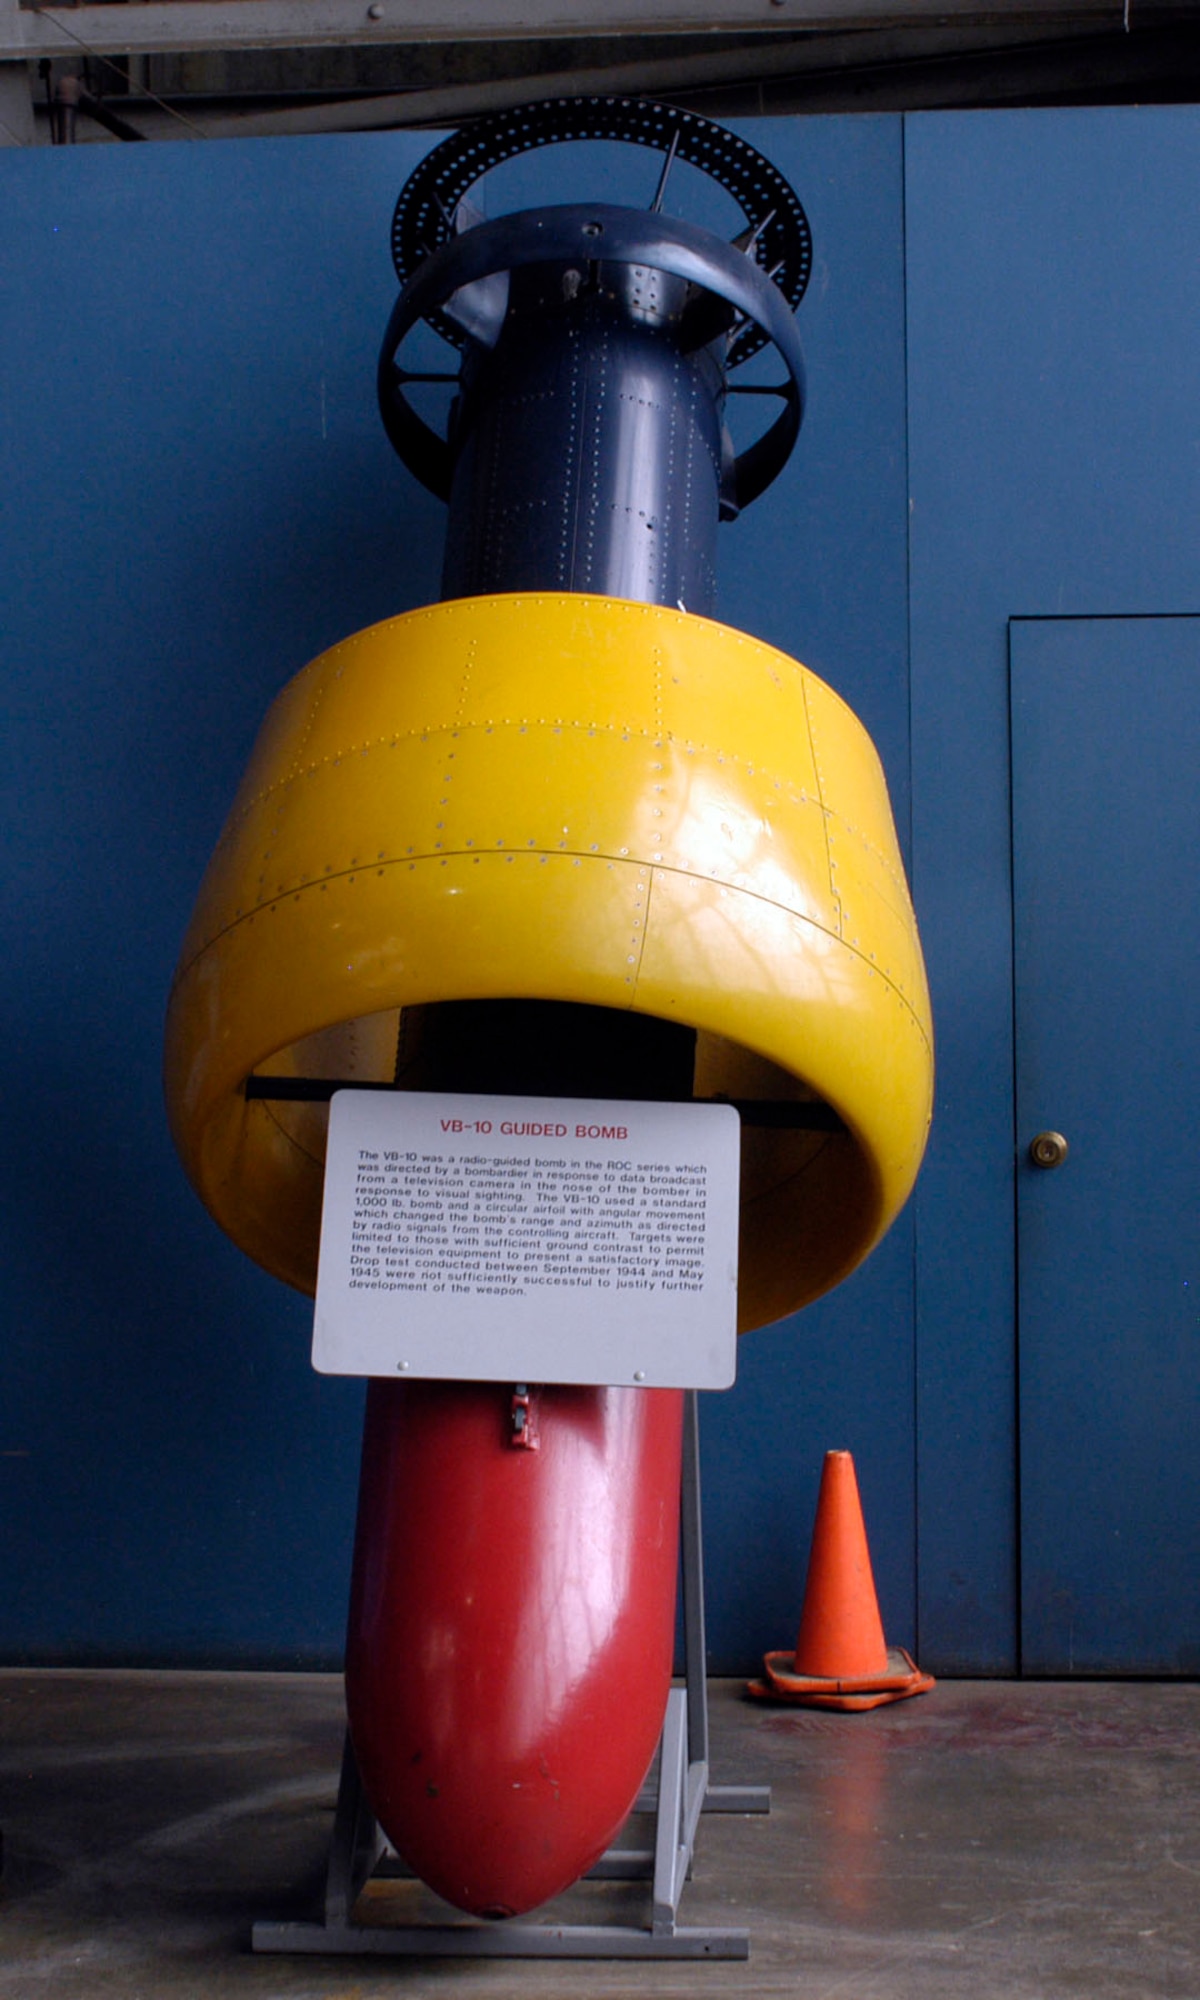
1028 1130 1069 1169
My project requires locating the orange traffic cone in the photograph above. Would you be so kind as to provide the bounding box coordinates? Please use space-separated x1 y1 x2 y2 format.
747 1450 934 1710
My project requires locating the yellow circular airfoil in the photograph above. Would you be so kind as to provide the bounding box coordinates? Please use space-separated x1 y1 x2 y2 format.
164 594 932 1332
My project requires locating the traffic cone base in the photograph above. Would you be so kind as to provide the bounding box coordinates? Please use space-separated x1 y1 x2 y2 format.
747 1451 934 1711
747 1644 935 1711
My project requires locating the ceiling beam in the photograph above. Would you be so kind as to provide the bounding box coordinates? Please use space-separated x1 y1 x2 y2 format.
0 56 35 140
1 0 1157 65
88 20 1193 139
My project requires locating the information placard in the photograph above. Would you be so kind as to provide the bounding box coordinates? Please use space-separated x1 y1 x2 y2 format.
313 1091 740 1389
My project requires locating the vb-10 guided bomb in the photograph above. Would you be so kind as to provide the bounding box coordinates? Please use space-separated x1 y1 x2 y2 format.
165 100 932 1927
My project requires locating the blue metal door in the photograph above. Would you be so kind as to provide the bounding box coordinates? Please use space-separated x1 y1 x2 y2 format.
1011 616 1200 1674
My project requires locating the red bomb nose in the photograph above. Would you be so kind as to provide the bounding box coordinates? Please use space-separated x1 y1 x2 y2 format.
345 1377 684 1917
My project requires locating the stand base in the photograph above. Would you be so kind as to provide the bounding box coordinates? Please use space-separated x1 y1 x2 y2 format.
253 1923 751 1960
253 1689 768 1961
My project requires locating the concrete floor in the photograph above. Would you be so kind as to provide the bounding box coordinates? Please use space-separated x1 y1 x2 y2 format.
2 1671 1198 1998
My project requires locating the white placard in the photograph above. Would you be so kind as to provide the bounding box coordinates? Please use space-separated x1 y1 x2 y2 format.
312 1091 740 1389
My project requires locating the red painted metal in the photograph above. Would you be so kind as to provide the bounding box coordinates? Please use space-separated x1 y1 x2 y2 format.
344 1376 684 1918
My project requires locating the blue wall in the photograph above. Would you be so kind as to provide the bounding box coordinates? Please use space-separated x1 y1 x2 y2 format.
1 118 916 1670
1 134 440 1663
5 104 1198 1674
905 108 1200 1669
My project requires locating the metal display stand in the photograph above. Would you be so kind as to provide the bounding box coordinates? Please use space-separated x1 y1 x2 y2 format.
253 1391 769 1960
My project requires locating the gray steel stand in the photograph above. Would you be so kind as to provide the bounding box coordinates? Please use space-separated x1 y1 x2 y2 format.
253 1391 769 1960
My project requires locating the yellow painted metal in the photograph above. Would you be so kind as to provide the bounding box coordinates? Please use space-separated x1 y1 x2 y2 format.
164 593 932 1332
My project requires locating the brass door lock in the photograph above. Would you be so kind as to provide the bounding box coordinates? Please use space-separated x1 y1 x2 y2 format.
1029 1130 1069 1169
